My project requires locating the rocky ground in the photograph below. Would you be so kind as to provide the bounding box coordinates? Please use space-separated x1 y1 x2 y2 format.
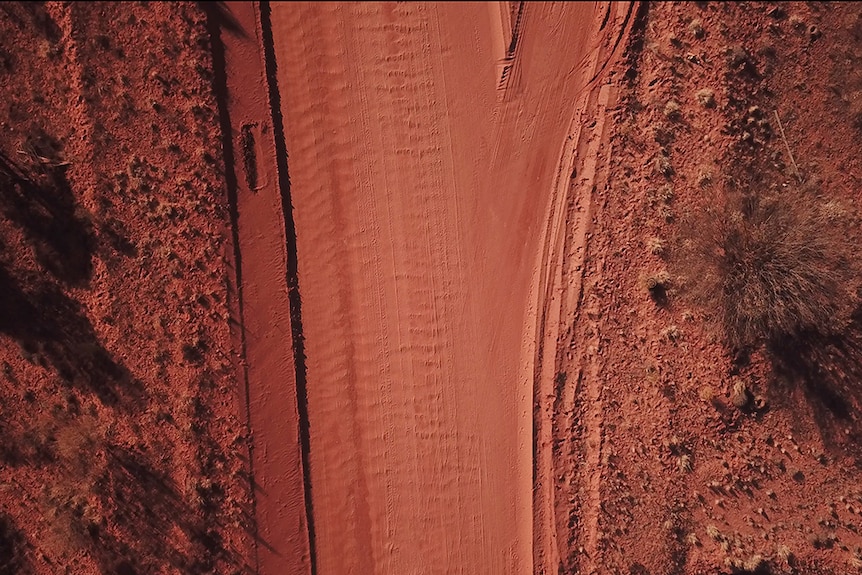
557 2 862 573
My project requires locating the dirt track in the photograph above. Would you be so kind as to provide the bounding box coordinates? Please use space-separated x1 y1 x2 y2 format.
214 3 862 572
259 2 632 573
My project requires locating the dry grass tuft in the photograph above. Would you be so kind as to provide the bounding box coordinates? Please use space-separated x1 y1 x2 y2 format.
647 236 666 256
695 88 715 108
675 186 859 349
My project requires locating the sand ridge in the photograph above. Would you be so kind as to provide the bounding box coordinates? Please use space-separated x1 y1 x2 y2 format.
212 3 313 574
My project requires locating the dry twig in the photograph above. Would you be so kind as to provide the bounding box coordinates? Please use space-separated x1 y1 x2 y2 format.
774 110 802 184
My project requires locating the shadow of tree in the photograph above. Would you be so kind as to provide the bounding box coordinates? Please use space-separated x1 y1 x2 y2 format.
0 264 144 409
0 139 145 410
0 135 94 287
0 2 62 43
200 1 247 39
79 446 247 575
0 513 31 575
0 11 254 572
769 308 862 458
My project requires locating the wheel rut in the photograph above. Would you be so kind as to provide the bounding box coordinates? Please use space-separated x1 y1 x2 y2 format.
209 3 314 574
529 3 639 573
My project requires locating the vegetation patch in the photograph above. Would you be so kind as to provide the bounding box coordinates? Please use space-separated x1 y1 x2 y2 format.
676 185 859 351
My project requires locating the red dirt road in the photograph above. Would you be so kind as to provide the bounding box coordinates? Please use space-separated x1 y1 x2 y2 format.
265 2 630 573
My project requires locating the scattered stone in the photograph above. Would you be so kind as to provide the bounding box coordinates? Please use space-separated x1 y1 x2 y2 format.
730 380 751 409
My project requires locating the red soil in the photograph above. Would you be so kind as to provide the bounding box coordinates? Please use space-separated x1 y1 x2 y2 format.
5 2 862 575
265 2 633 573
211 2 312 573
552 2 862 573
0 3 253 574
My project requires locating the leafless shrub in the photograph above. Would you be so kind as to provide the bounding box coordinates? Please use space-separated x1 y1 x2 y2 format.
675 186 859 349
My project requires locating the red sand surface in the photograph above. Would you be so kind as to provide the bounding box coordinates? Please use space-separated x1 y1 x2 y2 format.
7 2 862 574
265 2 632 573
213 3 312 574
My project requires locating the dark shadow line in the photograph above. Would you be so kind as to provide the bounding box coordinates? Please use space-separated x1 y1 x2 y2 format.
257 2 318 574
620 1 649 84
202 4 260 574
507 0 525 58
201 1 248 39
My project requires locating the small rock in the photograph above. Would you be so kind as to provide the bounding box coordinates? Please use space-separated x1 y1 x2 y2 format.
731 380 751 409
809 25 822 41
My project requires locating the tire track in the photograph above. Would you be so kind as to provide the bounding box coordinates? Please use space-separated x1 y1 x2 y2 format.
559 81 615 574
528 3 637 574
268 3 480 572
265 2 622 573
557 9 644 573
203 5 261 572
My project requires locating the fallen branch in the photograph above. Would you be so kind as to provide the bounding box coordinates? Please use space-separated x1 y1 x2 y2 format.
774 110 802 184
